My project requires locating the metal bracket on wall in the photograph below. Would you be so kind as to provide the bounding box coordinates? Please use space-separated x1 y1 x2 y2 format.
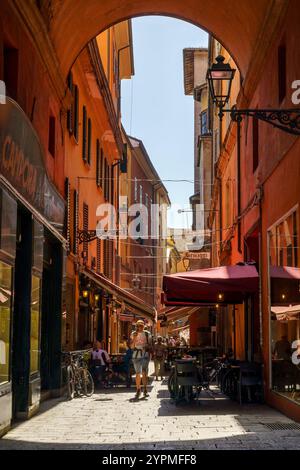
226 107 300 136
78 230 97 244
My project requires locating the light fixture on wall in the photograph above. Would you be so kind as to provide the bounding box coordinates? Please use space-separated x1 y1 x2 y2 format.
207 55 300 135
82 289 89 299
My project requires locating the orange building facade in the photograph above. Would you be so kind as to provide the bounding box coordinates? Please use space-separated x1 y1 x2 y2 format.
1 0 300 434
208 3 300 421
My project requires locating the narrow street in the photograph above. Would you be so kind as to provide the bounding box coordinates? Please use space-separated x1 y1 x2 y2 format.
1 366 300 450
1 0 300 450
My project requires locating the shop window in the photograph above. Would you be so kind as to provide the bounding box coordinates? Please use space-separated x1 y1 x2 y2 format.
32 220 44 272
0 261 12 384
268 209 300 404
48 115 56 158
3 45 18 101
30 275 41 374
0 189 17 258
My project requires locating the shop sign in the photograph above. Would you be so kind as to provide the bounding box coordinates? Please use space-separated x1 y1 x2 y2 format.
185 252 210 260
0 98 65 231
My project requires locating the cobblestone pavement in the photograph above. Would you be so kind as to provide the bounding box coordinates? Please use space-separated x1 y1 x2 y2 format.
1 366 300 450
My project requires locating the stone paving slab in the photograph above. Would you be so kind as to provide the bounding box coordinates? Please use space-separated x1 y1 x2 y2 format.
1 365 300 450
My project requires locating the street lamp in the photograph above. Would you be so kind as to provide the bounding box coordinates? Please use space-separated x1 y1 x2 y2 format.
207 55 300 135
206 55 236 119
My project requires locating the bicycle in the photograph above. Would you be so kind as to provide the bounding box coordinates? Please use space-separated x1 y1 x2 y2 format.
63 350 94 399
202 356 230 389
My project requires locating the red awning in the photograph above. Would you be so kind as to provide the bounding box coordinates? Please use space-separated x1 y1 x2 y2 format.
163 264 259 305
83 267 156 321
270 266 300 279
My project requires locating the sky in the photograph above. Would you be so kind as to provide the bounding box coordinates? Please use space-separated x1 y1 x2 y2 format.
121 16 208 229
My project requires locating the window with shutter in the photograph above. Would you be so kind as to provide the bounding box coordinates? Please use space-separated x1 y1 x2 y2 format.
108 240 113 279
104 158 108 200
97 238 101 272
100 148 104 188
103 239 108 277
82 106 87 161
65 178 71 252
74 85 79 141
134 177 138 202
111 165 114 206
67 72 73 134
96 139 101 187
83 202 89 259
252 117 259 172
107 165 110 202
139 185 143 204
87 118 92 165
73 190 79 254
48 116 56 158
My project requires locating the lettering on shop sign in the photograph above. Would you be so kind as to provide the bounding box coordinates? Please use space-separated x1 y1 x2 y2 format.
0 98 65 231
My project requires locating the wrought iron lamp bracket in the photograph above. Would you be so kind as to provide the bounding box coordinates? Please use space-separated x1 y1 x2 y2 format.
222 106 300 136
78 230 97 244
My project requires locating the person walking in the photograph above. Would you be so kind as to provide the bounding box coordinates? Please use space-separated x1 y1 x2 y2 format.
153 336 166 380
130 320 152 399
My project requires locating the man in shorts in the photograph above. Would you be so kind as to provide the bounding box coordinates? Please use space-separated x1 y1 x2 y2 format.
130 320 152 399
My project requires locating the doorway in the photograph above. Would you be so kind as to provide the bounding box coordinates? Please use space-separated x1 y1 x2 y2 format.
40 233 63 396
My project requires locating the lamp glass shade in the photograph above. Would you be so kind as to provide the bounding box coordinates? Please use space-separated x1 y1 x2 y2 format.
207 55 236 108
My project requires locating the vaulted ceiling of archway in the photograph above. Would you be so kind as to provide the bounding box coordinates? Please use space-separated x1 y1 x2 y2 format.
48 0 281 80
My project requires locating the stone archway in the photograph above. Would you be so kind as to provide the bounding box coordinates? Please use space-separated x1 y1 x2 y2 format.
45 0 286 80
11 0 289 106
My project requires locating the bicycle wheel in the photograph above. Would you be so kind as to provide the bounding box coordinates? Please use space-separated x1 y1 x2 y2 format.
83 369 94 397
168 368 175 398
67 365 75 400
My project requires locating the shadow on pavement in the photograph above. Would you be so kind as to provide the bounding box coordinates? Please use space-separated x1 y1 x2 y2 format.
1 432 300 450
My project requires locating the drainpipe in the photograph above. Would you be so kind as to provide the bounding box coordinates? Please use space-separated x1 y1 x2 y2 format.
258 186 263 352
237 117 242 253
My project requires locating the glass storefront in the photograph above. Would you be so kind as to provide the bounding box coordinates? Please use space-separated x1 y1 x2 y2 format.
30 220 43 375
0 261 12 385
0 189 17 258
30 275 41 374
269 209 300 404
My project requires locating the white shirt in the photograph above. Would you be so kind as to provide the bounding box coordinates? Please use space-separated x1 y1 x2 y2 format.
91 349 110 366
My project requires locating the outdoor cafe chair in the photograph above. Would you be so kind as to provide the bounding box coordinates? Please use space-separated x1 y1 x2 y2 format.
237 362 262 405
173 359 202 405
